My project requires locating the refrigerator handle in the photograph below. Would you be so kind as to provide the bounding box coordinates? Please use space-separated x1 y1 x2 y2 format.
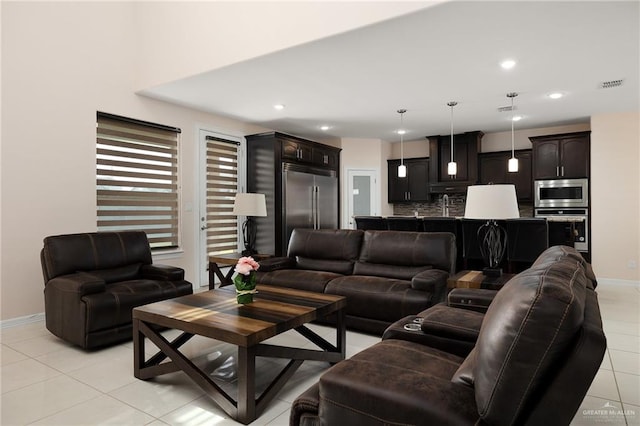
311 185 317 229
315 185 320 229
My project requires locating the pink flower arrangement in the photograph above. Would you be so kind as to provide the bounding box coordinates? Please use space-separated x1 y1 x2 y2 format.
234 256 260 276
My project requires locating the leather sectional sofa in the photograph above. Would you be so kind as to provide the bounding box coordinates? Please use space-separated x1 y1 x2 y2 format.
256 228 456 334
41 231 193 349
290 245 606 425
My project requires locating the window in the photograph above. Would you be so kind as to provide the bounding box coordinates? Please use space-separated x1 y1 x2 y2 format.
204 135 240 255
97 112 181 249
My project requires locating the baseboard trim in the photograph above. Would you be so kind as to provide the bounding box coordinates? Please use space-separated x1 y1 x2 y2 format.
1 312 45 329
598 278 640 288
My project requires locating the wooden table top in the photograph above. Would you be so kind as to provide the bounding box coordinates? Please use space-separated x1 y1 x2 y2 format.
133 285 346 347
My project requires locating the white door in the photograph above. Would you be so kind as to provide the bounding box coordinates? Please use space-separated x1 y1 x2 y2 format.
198 129 245 287
346 169 378 229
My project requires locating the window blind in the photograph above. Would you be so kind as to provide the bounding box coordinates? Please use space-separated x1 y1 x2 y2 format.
205 136 240 255
97 112 180 249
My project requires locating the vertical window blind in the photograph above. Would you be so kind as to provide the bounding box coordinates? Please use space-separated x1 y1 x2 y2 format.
97 112 181 249
205 136 240 255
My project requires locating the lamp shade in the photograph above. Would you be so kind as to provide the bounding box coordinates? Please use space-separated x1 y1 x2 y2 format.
232 193 267 217
464 184 519 219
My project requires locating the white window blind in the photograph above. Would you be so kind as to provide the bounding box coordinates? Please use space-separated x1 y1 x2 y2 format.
97 112 181 249
205 136 240 255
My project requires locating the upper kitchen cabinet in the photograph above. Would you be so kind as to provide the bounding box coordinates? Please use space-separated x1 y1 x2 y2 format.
479 149 533 201
530 131 590 180
427 131 483 193
387 158 430 202
281 138 313 164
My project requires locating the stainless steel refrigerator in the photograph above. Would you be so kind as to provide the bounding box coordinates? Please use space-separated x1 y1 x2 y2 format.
282 163 339 246
246 132 341 256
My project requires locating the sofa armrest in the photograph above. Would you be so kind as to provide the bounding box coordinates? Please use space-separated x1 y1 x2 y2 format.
256 256 296 272
447 288 498 313
411 269 448 303
46 272 105 297
140 264 185 281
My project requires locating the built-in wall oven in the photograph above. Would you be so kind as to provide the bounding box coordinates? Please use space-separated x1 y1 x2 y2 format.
535 208 589 253
534 178 589 254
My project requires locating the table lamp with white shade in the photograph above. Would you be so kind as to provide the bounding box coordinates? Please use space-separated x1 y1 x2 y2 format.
464 184 520 276
232 193 267 256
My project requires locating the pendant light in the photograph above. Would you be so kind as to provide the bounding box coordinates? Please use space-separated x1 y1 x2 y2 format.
447 101 458 176
397 109 407 178
507 92 519 172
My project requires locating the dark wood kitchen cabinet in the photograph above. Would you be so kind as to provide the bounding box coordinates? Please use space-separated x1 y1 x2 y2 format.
478 149 532 201
530 131 590 179
388 158 430 202
427 131 483 193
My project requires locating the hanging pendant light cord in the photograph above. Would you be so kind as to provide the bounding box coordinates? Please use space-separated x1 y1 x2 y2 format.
511 95 515 158
450 104 454 162
400 110 404 165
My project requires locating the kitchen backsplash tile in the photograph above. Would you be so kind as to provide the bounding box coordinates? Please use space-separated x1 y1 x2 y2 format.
392 194 533 218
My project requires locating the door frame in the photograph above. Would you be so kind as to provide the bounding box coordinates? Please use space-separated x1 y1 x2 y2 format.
197 128 246 287
344 168 379 229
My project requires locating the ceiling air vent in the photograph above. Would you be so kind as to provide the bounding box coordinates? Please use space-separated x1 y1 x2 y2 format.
599 79 624 89
497 105 517 113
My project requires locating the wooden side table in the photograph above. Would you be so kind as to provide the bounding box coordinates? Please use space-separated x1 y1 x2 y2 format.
208 253 272 289
447 270 516 291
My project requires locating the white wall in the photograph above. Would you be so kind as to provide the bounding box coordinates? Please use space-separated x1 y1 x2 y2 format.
0 2 268 320
591 112 640 282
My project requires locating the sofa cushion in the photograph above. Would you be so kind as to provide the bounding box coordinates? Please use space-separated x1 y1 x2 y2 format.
326 276 433 323
83 279 191 333
318 339 476 425
353 262 431 280
287 229 364 275
257 269 344 293
452 254 588 425
88 264 142 284
358 231 456 274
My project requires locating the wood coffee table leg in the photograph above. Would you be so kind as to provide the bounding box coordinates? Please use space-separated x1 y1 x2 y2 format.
237 345 256 424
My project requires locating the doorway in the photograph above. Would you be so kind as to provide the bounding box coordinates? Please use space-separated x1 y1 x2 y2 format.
345 169 379 229
198 129 245 287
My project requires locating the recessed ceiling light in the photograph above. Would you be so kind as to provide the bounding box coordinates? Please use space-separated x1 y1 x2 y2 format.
320 125 330 131
273 104 285 110
548 92 563 99
501 59 516 70
397 129 407 135
512 115 523 122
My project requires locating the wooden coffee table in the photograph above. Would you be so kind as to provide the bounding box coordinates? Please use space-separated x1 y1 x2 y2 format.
132 285 346 424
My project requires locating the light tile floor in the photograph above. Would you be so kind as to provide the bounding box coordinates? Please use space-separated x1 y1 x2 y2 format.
1 283 638 425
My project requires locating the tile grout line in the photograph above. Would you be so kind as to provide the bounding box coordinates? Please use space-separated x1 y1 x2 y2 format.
607 348 630 426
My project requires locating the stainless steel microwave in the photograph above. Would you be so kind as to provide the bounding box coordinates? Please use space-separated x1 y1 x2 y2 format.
534 178 589 208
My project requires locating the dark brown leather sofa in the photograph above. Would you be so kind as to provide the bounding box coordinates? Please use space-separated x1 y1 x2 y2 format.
257 228 456 334
290 246 606 425
41 231 193 349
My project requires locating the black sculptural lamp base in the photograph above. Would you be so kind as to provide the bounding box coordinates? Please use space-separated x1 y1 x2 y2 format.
242 217 258 257
477 219 507 276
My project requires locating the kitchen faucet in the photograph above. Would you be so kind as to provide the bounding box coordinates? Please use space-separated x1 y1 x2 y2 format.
442 194 450 217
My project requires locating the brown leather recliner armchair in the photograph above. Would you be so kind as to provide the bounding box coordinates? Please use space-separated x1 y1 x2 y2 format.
291 246 606 425
41 231 193 349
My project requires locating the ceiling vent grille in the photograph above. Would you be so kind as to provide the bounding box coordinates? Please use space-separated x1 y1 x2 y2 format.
498 105 517 112
599 79 624 89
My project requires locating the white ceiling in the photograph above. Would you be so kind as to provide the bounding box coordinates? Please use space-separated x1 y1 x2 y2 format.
141 1 639 143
